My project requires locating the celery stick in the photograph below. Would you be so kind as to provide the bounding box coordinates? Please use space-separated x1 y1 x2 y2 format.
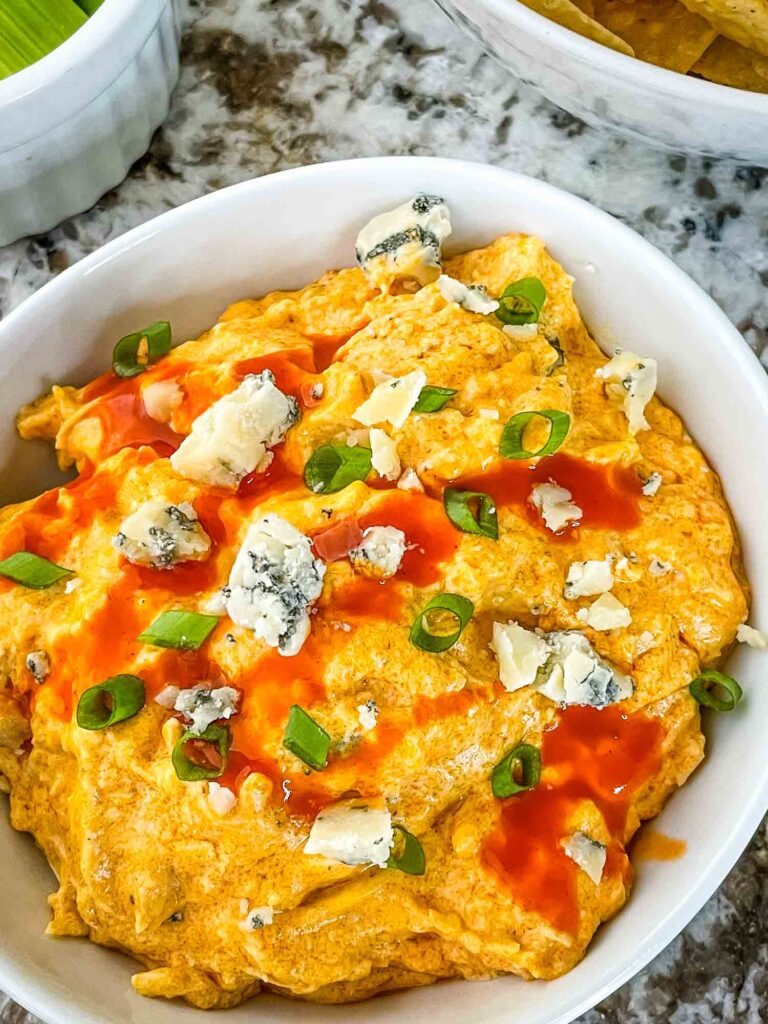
0 0 87 80
74 0 105 12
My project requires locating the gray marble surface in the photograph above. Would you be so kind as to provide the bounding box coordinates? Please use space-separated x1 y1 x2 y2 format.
1 0 767 1021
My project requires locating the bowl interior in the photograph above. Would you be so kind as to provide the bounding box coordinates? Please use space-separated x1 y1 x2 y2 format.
1 157 767 1024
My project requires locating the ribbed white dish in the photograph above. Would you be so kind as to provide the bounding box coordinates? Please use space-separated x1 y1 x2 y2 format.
0 0 179 246
434 0 768 160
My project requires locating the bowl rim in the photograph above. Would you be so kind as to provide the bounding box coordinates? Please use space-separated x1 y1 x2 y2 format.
449 0 768 110
1 156 767 1024
0 0 172 150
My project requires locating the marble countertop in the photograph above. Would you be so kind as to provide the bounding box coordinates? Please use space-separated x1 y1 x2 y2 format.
1 0 766 1021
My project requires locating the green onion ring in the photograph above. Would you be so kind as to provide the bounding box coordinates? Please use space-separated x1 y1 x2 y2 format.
387 825 426 875
443 488 498 540
410 593 474 653
496 277 547 326
689 669 743 712
76 674 146 730
412 385 457 413
491 743 541 799
499 409 570 460
112 320 172 379
172 722 232 781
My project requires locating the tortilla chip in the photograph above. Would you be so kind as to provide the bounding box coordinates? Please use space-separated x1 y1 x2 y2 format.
691 35 768 89
592 0 716 71
516 0 635 55
677 0 768 56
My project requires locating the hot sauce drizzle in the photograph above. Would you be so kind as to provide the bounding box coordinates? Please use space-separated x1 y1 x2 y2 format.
481 705 663 934
234 348 320 408
455 452 642 539
7 322 650 858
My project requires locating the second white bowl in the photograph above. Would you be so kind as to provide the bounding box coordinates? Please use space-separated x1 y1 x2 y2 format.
435 0 768 160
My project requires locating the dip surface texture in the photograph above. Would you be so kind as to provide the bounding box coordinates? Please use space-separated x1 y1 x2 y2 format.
0 224 748 1008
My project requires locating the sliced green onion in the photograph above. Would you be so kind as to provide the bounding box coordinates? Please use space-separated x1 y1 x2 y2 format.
413 385 457 413
76 674 145 731
138 609 218 650
172 722 232 781
491 743 541 798
112 320 172 378
304 443 372 494
496 277 547 326
499 409 570 460
444 488 498 540
0 551 73 589
387 825 426 875
410 593 474 653
283 704 330 771
689 670 743 712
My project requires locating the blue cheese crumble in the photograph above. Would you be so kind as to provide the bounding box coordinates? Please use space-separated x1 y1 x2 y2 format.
113 499 211 568
155 684 240 733
595 350 657 435
239 901 275 930
225 514 325 656
349 526 406 579
491 622 633 707
355 195 452 292
353 369 427 429
304 801 394 867
562 831 606 884
170 371 299 489
437 274 499 315
25 649 51 683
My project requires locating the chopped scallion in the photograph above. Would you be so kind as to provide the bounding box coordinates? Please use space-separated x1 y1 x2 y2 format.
0 551 73 589
491 743 541 798
689 670 743 712
172 722 232 781
387 825 426 875
412 385 457 413
112 320 172 378
410 593 474 653
76 674 145 730
499 409 570 460
283 704 330 771
444 488 498 540
138 609 218 650
496 277 546 326
304 443 372 494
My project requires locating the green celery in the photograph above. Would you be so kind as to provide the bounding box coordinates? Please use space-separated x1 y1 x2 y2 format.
0 0 87 81
73 0 104 13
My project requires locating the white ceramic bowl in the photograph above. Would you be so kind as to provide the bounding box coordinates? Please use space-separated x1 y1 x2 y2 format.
434 0 768 160
1 157 767 1024
0 0 179 246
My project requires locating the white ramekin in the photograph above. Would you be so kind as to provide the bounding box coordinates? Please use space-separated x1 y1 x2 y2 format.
0 157 767 1024
435 0 768 160
0 0 179 246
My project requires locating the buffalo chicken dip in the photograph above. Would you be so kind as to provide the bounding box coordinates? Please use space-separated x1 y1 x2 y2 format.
0 196 757 1008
